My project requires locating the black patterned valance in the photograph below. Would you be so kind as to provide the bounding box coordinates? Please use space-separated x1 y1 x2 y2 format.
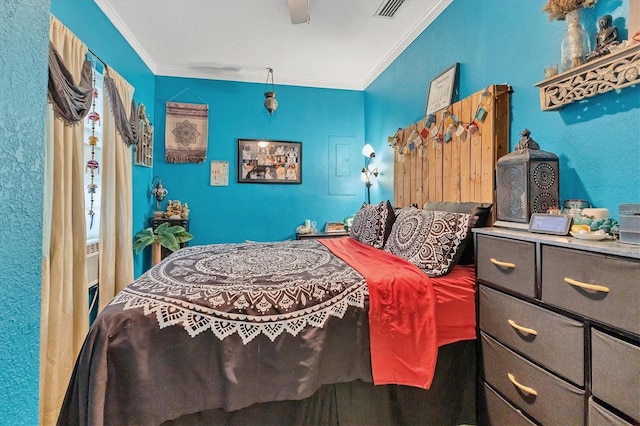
47 42 92 126
104 69 139 147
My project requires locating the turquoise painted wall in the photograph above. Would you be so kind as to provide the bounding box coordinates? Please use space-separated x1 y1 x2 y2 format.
365 0 640 215
52 0 157 277
154 77 366 245
0 0 50 423
2 0 638 420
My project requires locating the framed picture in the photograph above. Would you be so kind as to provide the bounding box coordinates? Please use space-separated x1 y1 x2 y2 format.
210 160 229 186
238 139 302 184
425 63 459 116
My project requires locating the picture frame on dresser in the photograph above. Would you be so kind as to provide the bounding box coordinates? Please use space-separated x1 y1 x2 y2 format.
238 139 302 184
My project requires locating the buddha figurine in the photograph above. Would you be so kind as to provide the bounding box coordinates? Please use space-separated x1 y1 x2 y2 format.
586 15 619 62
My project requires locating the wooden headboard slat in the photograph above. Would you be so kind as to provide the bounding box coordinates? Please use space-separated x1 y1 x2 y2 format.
393 85 511 224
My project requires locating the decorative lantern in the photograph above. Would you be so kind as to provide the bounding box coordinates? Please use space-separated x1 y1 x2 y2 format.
496 129 559 223
151 176 168 209
263 68 278 115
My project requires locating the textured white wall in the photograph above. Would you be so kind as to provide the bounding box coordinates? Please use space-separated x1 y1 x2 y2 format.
0 0 50 423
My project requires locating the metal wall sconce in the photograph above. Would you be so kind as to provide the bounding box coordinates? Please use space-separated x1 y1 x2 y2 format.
264 68 278 115
151 176 168 209
361 144 379 204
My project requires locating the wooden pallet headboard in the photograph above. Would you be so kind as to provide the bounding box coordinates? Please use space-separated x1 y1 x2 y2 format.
393 85 510 223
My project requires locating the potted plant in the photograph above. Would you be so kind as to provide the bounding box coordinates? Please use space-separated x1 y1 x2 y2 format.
133 222 193 265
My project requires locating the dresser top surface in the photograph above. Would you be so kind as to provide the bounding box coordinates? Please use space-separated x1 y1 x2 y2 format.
474 227 640 259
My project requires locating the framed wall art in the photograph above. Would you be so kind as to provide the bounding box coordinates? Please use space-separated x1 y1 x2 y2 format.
210 160 229 186
238 139 302 184
425 63 459 116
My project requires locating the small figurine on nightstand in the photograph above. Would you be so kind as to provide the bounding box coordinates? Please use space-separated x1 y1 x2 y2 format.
180 203 190 219
586 15 619 62
165 200 189 219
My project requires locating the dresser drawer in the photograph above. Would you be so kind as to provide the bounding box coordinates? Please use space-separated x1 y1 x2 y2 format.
541 246 640 335
589 397 634 426
479 381 536 426
479 285 584 386
477 235 536 298
480 332 585 425
592 329 640 422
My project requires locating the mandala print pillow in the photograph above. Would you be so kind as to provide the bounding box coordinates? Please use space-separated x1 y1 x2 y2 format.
384 207 472 276
349 201 395 249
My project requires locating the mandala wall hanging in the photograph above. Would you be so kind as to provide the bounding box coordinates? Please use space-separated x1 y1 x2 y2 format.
165 101 208 163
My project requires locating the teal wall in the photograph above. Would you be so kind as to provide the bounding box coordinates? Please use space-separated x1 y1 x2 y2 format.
0 1 50 423
1 0 638 422
153 77 365 245
365 0 640 214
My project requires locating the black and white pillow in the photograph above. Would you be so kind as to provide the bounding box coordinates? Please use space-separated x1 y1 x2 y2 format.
423 202 492 265
349 201 395 249
384 207 472 276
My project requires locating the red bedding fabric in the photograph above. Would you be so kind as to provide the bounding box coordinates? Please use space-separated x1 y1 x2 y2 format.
431 263 477 346
320 237 439 389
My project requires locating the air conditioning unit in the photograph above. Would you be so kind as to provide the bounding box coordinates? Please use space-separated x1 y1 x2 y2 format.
86 241 99 288
86 241 100 325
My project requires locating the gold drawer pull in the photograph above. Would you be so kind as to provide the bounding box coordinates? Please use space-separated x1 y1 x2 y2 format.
490 258 516 269
563 277 610 293
508 319 538 336
508 373 538 396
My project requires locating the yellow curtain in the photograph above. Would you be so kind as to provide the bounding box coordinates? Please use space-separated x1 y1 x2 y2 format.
99 68 134 308
40 16 89 426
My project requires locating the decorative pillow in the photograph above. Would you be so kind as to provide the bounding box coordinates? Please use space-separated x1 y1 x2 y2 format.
423 202 493 265
349 200 396 249
384 207 473 277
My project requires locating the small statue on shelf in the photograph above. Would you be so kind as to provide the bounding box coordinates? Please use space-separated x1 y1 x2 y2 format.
586 15 619 62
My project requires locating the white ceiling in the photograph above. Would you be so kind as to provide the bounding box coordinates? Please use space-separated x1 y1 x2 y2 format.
95 0 451 90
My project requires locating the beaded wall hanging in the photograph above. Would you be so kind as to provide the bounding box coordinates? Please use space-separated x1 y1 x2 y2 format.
86 62 100 229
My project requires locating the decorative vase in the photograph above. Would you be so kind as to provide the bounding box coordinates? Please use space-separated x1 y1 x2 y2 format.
152 240 162 265
561 9 591 72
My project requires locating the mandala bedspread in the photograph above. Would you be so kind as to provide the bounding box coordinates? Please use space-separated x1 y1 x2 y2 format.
112 239 368 344
59 238 441 425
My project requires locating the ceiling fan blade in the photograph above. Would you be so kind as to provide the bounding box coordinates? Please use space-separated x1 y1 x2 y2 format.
288 0 309 24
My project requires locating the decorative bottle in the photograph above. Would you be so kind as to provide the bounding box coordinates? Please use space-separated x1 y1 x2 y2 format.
561 9 591 72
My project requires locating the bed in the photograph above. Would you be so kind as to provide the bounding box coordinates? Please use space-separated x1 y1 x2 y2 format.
58 202 485 426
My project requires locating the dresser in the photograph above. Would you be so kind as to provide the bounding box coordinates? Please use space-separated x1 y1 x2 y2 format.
473 227 640 425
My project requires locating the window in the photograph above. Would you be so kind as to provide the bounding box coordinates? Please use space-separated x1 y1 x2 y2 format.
84 59 104 244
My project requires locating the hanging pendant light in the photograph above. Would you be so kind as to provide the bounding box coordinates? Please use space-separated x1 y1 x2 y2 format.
264 68 278 115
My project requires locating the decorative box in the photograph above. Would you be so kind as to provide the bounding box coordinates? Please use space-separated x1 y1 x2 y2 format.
619 203 640 245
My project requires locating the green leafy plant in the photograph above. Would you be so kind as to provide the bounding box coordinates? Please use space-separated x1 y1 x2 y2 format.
133 222 193 254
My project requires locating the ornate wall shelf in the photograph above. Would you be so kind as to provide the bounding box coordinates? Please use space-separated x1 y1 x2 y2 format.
535 43 640 111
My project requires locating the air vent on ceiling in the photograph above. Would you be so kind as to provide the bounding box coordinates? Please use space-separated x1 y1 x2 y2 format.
375 0 405 18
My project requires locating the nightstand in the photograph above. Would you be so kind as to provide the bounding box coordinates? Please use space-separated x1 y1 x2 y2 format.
296 230 349 240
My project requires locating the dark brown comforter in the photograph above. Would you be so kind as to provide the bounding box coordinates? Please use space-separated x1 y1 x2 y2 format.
57 238 439 426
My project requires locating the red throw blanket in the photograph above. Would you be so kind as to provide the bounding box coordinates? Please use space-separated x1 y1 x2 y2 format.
320 237 438 389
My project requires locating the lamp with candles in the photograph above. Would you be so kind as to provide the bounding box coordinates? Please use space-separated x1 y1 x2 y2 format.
361 144 379 204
